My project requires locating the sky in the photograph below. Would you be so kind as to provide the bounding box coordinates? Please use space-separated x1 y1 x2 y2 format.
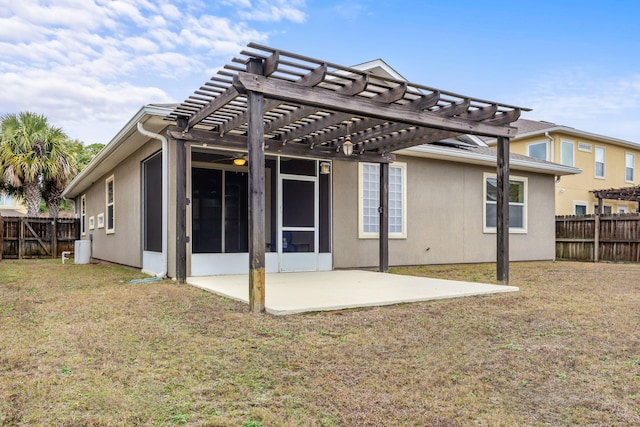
1 0 639 145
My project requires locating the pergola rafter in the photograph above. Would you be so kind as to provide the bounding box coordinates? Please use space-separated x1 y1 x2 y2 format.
166 43 528 312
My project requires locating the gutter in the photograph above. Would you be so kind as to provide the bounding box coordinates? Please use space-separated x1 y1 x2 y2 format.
62 104 174 199
136 122 168 280
401 144 581 176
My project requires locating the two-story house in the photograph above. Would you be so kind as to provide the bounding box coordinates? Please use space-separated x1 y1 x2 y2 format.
0 192 27 216
488 119 640 215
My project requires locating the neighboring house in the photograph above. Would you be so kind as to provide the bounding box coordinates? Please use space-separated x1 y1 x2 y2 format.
62 48 579 280
488 119 640 215
0 192 27 217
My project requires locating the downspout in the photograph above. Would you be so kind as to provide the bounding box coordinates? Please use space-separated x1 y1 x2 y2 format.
545 132 554 163
136 122 168 279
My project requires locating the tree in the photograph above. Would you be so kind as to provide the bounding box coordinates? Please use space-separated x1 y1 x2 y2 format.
66 139 104 172
0 112 77 217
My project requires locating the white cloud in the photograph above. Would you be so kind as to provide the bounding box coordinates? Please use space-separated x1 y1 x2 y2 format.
0 0 308 143
520 69 640 142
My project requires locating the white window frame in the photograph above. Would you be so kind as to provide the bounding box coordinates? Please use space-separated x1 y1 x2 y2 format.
560 139 574 167
595 146 605 179
526 141 549 161
618 205 628 214
80 194 87 236
483 173 528 234
593 203 612 215
105 175 115 234
625 152 634 183
358 162 407 239
578 142 592 152
573 201 588 215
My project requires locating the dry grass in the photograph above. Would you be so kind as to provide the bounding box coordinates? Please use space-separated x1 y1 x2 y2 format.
1 259 639 426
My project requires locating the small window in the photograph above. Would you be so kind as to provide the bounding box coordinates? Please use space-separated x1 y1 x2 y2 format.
483 173 527 233
560 140 574 166
593 203 612 215
0 193 14 206
578 142 592 152
573 202 588 215
527 141 548 161
359 162 406 239
105 175 115 234
595 146 605 178
80 194 87 236
619 205 628 214
625 153 634 182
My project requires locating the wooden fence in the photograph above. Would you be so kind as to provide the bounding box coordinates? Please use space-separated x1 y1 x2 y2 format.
556 213 640 262
0 217 80 260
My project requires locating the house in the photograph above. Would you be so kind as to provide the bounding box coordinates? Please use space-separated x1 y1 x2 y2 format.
0 192 27 217
62 45 579 310
488 119 640 215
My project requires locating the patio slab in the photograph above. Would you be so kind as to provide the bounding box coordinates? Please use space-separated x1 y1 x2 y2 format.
187 270 519 315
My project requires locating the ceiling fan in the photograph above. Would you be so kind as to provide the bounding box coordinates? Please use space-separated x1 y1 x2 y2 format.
215 152 248 166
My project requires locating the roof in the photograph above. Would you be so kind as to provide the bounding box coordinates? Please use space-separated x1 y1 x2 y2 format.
486 118 640 149
63 104 175 198
398 144 580 176
167 43 529 164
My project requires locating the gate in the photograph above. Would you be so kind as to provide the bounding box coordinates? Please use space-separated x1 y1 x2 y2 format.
0 217 80 260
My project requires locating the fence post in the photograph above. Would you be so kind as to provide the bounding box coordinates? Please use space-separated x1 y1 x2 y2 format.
18 217 24 259
594 214 600 262
0 216 3 261
52 219 57 259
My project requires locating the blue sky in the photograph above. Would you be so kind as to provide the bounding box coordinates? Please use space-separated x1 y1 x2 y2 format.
1 0 639 145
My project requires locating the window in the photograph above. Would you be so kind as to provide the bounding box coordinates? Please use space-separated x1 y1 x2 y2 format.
578 142 592 152
560 140 574 166
595 146 605 178
359 162 406 238
143 152 162 252
527 141 548 161
105 175 115 234
574 202 588 215
483 173 527 233
619 205 628 214
593 203 612 215
80 194 87 236
0 193 14 206
625 153 634 182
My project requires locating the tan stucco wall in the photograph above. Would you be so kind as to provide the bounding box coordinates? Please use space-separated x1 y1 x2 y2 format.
332 155 556 268
510 133 640 214
77 139 162 269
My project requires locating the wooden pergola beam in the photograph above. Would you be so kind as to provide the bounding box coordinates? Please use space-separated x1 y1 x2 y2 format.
167 128 394 163
233 72 517 138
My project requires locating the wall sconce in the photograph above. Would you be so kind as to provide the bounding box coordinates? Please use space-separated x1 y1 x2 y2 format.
342 135 353 156
320 162 331 174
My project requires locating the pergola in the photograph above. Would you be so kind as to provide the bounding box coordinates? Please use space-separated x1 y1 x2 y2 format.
166 43 527 312
592 186 640 213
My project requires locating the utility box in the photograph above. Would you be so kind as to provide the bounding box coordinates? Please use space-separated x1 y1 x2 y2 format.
74 240 91 264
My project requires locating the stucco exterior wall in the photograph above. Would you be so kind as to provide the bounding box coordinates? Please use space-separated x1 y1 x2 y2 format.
510 132 640 215
332 155 556 269
76 140 162 269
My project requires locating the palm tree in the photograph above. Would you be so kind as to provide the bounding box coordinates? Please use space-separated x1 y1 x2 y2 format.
0 112 76 217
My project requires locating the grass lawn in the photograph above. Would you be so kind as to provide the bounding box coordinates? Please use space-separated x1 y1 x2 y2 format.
1 259 639 426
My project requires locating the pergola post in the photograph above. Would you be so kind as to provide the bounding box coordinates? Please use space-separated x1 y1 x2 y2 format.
496 136 510 285
247 58 266 313
175 117 188 284
379 162 389 272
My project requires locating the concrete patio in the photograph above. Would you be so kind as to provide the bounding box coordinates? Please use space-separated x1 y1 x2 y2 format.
187 270 519 315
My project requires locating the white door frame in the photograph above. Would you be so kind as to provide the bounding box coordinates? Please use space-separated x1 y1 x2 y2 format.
278 171 318 272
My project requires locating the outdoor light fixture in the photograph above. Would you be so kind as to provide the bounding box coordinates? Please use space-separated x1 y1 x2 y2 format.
342 135 354 156
320 161 331 174
233 157 247 166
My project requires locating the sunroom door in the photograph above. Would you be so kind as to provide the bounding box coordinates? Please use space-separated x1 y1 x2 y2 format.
279 175 317 272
